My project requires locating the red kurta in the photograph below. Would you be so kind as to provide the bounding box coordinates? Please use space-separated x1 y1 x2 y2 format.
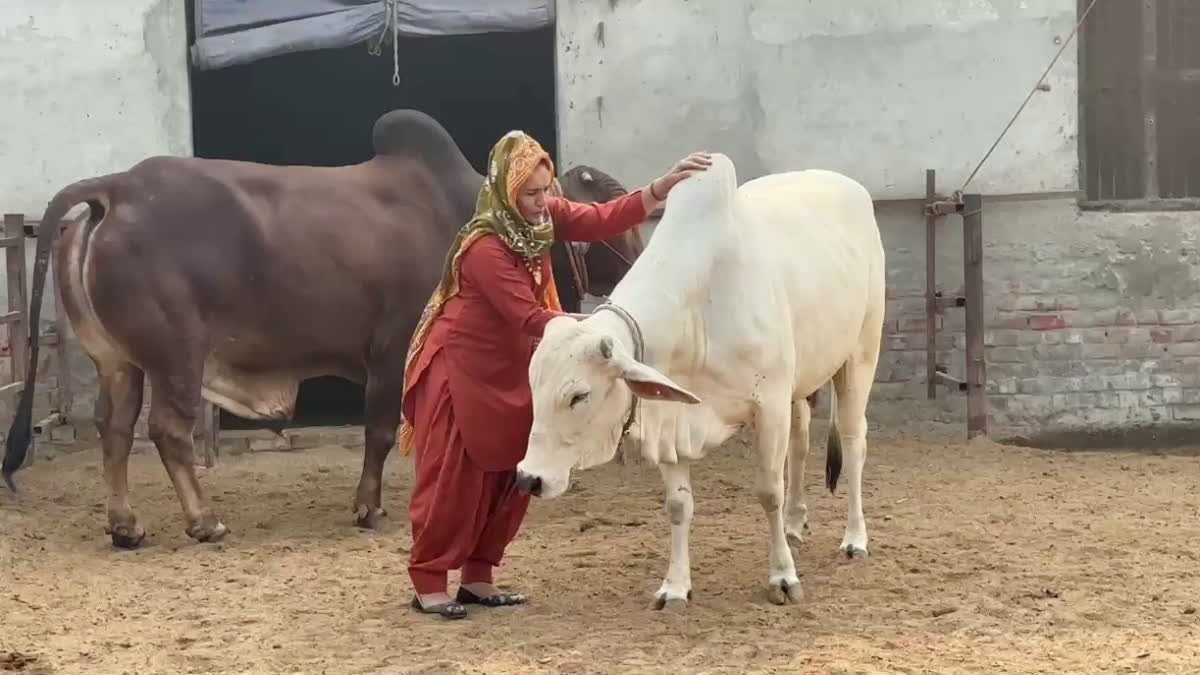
405 190 647 595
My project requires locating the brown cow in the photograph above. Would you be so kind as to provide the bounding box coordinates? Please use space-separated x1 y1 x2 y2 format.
550 166 650 313
1 109 645 548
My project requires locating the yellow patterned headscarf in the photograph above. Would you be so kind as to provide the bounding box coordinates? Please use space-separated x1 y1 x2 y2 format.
397 130 564 455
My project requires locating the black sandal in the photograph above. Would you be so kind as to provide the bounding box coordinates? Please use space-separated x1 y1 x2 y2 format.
456 586 528 607
410 594 467 620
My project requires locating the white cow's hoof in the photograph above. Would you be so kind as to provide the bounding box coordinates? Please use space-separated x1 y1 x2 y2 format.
839 543 869 559
766 576 804 605
186 520 229 543
785 520 810 548
652 588 692 611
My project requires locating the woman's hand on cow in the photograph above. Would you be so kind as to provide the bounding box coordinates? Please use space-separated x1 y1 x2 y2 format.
648 152 713 202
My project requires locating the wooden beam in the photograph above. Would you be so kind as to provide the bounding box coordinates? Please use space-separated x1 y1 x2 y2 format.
1078 198 1200 212
1154 68 1200 83
4 214 28 384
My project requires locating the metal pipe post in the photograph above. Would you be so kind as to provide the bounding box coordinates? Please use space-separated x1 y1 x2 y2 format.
925 170 937 399
961 194 987 437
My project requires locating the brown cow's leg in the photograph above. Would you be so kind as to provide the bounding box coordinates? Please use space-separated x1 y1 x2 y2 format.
354 373 402 529
95 361 146 549
146 372 227 543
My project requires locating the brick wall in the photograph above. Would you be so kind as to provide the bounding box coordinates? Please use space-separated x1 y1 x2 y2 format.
875 196 1200 436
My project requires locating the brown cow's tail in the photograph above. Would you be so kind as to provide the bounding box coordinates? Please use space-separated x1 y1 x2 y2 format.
824 374 843 494
3 178 111 491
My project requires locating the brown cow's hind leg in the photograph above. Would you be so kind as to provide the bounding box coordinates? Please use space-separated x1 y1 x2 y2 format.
95 361 146 549
353 372 403 529
146 372 227 543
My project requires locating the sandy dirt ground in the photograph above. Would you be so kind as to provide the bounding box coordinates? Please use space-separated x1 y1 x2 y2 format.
2 419 1199 674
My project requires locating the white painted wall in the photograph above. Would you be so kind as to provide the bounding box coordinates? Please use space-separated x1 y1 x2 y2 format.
0 0 191 426
0 0 193 217
556 0 1079 200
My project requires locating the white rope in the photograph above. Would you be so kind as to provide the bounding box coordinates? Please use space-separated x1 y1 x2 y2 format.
390 0 399 86
367 0 401 86
960 0 1101 192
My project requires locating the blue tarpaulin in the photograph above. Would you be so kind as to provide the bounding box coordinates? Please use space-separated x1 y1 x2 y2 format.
190 0 555 70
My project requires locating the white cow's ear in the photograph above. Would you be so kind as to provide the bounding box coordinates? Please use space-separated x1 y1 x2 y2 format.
617 360 701 404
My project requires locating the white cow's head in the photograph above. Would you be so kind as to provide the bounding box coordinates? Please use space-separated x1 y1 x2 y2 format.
515 316 701 498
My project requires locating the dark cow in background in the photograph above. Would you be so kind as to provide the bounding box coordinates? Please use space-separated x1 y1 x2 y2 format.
2 109 646 548
550 166 650 313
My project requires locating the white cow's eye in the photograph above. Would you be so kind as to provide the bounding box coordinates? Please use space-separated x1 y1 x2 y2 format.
568 391 589 408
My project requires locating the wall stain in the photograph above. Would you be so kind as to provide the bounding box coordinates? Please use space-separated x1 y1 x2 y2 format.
142 0 191 155
1088 220 1200 304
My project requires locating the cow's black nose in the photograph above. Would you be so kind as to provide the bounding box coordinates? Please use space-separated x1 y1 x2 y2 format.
515 471 542 497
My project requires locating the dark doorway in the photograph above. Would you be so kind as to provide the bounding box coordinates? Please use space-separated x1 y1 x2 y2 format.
184 3 557 429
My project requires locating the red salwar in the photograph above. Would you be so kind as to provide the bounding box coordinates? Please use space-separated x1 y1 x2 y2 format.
404 190 649 595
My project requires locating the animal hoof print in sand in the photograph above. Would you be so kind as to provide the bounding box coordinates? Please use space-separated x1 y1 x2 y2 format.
108 524 146 549
186 521 229 543
766 577 804 605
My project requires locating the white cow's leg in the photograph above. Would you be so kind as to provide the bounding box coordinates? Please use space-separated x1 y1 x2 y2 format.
653 461 693 610
755 398 803 604
834 360 876 559
784 395 812 548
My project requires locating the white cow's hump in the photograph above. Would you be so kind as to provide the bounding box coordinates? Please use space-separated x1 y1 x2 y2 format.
662 152 739 218
740 167 871 203
734 168 880 247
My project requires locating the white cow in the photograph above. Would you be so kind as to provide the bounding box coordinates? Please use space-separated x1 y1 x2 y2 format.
515 153 885 608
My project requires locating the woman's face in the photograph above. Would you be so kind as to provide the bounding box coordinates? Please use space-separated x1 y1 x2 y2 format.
516 163 553 224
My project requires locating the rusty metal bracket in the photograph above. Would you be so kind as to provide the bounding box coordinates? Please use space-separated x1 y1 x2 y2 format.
925 190 965 217
933 365 968 392
934 290 966 314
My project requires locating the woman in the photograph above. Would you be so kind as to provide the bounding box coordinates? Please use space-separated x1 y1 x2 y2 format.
399 129 711 619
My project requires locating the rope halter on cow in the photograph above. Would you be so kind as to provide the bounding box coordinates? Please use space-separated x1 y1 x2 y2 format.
591 301 644 439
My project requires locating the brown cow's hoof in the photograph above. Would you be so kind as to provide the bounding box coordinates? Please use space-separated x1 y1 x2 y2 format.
186 521 229 543
108 524 146 549
353 504 387 529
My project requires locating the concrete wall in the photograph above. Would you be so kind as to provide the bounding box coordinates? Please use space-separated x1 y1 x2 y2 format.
0 0 193 216
556 0 1078 200
556 0 1200 438
0 0 192 437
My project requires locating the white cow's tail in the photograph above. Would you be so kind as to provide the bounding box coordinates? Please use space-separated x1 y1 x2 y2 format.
824 376 843 494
